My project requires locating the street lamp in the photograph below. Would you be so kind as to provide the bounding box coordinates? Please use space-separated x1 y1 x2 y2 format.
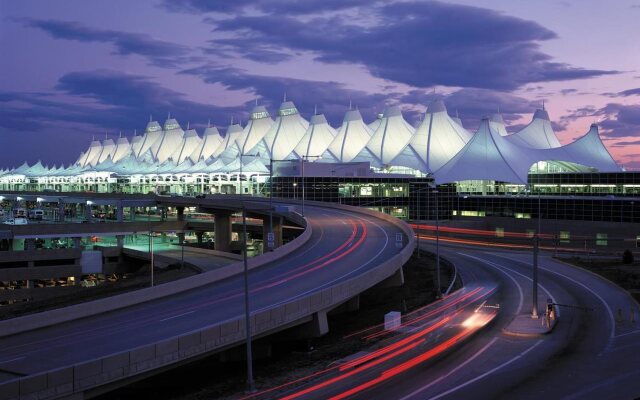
434 189 441 297
241 204 255 392
301 155 322 217
532 191 541 319
149 231 154 287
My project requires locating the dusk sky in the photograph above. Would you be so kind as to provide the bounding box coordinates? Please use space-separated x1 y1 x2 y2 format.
0 0 639 169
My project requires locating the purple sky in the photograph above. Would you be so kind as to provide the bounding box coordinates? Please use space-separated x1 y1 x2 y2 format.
1 0 639 169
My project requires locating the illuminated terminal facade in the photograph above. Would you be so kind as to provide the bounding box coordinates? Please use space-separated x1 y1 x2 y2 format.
0 99 637 223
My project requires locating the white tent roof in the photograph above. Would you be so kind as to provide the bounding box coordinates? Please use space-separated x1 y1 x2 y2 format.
77 139 102 167
506 109 561 149
361 106 414 165
135 120 163 158
97 138 116 164
189 126 223 162
554 124 621 172
368 112 384 132
112 135 131 163
435 118 534 184
391 100 472 173
293 113 337 159
151 118 185 163
257 101 309 160
489 113 509 136
214 123 243 161
171 128 201 164
323 109 373 163
237 105 274 157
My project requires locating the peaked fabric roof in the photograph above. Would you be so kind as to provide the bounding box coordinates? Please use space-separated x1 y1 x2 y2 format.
435 118 533 184
392 100 472 173
97 138 116 164
257 101 309 160
506 109 561 149
151 118 185 163
189 126 223 162
214 123 243 162
551 124 620 172
293 113 337 159
171 128 201 164
112 136 131 163
135 120 163 158
323 109 373 163
237 105 274 157
489 113 508 136
360 106 414 165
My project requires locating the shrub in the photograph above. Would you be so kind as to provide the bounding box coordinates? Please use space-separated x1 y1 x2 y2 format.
622 249 634 264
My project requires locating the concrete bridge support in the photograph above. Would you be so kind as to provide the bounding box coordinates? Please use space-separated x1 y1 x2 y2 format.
177 206 185 222
375 266 405 289
58 202 65 222
214 212 232 252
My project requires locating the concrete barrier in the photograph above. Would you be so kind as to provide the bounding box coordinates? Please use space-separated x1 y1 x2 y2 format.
0 211 312 338
0 199 416 400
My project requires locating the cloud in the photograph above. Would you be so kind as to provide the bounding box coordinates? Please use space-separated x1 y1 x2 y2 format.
603 87 640 97
179 64 391 125
203 1 617 90
0 70 243 167
162 0 372 15
560 103 640 138
610 139 640 147
22 19 193 68
560 88 578 95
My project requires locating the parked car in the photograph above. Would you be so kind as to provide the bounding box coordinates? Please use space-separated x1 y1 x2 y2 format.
28 209 44 220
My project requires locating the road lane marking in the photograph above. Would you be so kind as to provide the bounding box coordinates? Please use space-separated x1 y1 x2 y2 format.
159 311 195 322
460 254 524 314
427 340 543 400
0 356 24 364
498 254 613 339
398 337 499 400
473 254 559 317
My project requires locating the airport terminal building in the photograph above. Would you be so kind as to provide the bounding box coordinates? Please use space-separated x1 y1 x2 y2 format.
1 100 637 224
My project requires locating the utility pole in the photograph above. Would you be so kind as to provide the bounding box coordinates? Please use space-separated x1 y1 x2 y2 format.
532 193 541 318
435 189 441 297
242 205 255 392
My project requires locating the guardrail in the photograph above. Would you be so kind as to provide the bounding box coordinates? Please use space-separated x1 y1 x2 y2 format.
0 199 415 400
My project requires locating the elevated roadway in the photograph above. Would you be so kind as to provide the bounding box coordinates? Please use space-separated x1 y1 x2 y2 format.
0 196 414 399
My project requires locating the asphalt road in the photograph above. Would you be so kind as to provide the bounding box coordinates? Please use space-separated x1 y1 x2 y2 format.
260 243 640 399
350 245 640 399
0 202 407 383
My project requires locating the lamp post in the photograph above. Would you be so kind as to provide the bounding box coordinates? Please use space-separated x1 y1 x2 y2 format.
434 189 441 297
150 231 154 287
301 155 322 217
532 191 541 318
241 204 255 392
416 183 421 259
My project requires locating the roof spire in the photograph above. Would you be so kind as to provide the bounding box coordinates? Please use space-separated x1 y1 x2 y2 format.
168 111 171 119
283 92 287 102
119 131 122 138
207 119 211 128
105 132 108 140
149 114 153 122
497 105 500 114
187 121 190 130
456 108 459 118
255 98 258 106
314 104 317 115
349 99 352 110
542 100 545 110
230 116 234 125
134 129 137 136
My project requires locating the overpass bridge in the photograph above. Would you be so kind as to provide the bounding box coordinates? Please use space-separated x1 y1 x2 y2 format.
0 195 414 400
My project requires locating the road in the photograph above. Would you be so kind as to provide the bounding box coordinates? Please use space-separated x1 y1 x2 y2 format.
0 201 408 386
254 243 640 399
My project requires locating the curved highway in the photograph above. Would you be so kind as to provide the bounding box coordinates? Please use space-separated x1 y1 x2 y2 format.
258 243 640 399
0 199 411 398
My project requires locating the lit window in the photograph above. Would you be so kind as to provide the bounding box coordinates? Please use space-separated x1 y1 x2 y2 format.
596 233 608 246
278 107 298 116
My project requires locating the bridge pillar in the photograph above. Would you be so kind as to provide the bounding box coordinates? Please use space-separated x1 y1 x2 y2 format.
25 238 36 251
177 232 185 245
196 231 204 245
177 206 185 221
116 235 124 248
214 212 233 252
84 204 92 222
129 206 135 221
262 215 283 252
116 204 124 222
375 266 405 289
58 202 65 222
73 237 82 249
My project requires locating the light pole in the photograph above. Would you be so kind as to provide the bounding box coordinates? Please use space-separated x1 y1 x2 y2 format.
181 234 185 270
241 205 255 392
434 189 441 297
301 155 322 217
532 191 541 318
150 231 154 287
416 183 421 259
